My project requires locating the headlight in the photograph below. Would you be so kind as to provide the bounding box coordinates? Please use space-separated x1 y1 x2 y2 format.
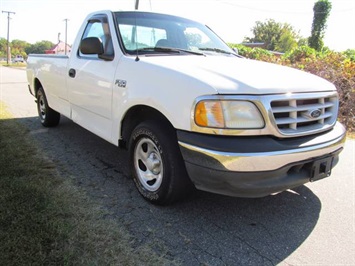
194 100 265 129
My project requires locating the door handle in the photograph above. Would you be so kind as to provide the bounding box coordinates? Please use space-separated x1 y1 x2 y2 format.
68 68 76 78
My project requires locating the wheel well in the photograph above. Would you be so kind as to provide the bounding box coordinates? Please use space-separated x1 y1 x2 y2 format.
33 78 42 97
120 105 175 149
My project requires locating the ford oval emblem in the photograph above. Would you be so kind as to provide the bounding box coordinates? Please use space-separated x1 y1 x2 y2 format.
310 109 321 118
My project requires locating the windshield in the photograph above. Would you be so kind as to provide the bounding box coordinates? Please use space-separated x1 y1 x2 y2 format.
114 11 235 56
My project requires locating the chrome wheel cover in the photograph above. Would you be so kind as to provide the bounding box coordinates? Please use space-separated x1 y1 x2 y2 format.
134 137 163 192
38 94 46 121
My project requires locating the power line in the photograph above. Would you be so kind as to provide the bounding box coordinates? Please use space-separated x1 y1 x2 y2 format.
216 0 311 14
216 0 355 15
2 10 16 65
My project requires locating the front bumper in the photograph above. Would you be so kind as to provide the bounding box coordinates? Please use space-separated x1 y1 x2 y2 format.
178 122 346 197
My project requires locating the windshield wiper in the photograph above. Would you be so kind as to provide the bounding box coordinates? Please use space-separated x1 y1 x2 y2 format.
198 47 237 56
136 47 204 56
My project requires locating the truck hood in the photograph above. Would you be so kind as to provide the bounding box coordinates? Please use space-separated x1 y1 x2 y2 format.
140 55 335 94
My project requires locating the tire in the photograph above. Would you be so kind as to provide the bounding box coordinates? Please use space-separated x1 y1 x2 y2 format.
129 120 193 205
37 87 60 127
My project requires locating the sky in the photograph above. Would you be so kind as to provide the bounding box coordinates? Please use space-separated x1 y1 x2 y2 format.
1 0 354 51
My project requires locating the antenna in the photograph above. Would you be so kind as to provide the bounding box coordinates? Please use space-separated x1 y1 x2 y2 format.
134 12 139 61
135 0 139 10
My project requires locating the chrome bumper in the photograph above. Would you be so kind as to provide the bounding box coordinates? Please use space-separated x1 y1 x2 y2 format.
178 122 346 197
179 123 346 172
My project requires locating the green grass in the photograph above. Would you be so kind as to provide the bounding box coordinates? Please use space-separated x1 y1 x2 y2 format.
0 104 171 265
0 61 27 67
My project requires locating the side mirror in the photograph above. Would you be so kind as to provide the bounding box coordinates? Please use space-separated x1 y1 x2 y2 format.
232 47 239 55
79 37 104 55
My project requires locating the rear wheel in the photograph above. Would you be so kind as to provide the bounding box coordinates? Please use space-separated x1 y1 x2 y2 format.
129 120 193 205
37 87 60 127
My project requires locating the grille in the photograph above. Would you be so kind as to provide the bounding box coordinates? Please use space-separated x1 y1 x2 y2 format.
271 94 338 135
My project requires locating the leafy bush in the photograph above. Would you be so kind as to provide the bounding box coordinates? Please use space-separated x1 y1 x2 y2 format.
229 43 279 62
343 49 355 62
283 46 317 64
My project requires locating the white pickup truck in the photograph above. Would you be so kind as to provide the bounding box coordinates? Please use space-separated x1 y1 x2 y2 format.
27 10 346 204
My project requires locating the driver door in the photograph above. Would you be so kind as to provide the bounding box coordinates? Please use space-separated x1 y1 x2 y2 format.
67 14 118 142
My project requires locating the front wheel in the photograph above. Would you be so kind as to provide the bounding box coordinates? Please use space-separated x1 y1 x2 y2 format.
37 87 60 127
129 120 193 205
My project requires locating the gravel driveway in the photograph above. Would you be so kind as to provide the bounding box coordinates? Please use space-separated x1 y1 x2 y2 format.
1 66 354 265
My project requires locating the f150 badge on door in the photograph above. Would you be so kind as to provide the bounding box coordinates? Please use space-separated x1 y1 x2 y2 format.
115 79 127 88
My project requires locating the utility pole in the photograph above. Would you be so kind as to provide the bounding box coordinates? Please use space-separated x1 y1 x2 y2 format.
63 18 69 55
2 10 15 64
135 0 139 10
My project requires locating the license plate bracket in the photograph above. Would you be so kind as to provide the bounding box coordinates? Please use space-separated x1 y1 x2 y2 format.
309 155 334 182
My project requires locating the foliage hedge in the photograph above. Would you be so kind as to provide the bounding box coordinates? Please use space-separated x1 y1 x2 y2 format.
229 44 355 132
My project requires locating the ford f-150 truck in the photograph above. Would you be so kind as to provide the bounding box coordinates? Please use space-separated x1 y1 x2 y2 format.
27 10 346 205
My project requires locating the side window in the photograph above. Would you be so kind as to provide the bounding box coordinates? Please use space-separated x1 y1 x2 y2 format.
79 16 114 59
84 21 104 39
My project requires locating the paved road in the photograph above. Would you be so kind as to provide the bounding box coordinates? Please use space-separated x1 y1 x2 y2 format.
1 65 354 265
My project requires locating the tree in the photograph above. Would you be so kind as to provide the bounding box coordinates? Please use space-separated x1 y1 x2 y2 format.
11 39 30 58
275 29 298 52
343 49 355 61
297 37 309 47
0 38 7 58
308 0 332 51
244 19 299 52
25 40 54 54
